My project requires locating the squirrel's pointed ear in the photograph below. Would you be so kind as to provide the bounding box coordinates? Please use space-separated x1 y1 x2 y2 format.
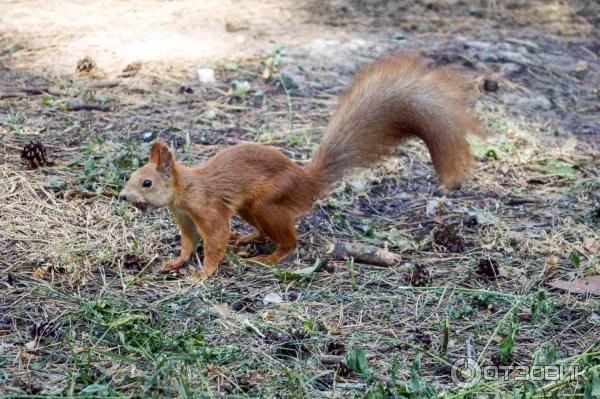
157 146 174 177
149 141 165 164
149 141 173 177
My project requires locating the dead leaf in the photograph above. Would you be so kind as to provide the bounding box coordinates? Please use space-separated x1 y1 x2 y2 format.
32 265 51 280
548 276 600 295
583 238 599 255
261 310 276 321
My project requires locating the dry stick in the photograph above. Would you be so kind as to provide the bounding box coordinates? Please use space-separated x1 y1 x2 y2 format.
87 80 121 89
328 242 404 267
0 87 61 99
67 103 112 112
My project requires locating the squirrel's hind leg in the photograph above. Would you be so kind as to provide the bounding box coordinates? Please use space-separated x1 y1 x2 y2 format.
247 206 298 265
231 208 265 245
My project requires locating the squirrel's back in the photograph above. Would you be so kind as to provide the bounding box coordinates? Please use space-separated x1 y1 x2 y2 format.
305 53 483 193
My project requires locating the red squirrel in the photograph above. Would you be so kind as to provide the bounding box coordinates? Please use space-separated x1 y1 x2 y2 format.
120 53 483 280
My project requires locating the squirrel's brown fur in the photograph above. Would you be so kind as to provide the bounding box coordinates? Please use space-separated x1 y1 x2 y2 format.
120 53 483 280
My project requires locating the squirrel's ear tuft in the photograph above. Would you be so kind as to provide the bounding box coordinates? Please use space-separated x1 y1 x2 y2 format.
149 141 173 177
157 146 174 177
149 141 165 164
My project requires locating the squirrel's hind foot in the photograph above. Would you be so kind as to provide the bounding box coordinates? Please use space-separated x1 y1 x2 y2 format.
160 258 188 273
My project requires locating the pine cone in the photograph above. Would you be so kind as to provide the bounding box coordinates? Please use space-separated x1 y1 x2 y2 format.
76 56 96 74
21 141 48 169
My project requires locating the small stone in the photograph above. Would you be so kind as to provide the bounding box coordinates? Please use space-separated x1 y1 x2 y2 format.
501 63 525 76
574 61 588 73
425 199 441 216
483 79 499 92
467 210 495 226
204 109 217 120
279 70 302 90
497 51 529 64
197 68 215 84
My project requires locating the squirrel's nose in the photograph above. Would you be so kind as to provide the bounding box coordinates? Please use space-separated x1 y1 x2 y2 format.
119 193 127 201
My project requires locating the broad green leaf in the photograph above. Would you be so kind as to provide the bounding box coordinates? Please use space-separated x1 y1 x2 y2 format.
274 258 321 281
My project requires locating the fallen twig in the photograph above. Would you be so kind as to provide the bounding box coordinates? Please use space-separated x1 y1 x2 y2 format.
0 87 61 99
505 196 537 206
67 103 112 112
328 242 403 267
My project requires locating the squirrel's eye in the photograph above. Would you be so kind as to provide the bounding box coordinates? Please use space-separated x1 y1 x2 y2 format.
142 180 152 188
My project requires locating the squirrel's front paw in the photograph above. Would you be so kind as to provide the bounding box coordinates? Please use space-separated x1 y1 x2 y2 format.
160 259 186 273
191 271 208 282
191 266 217 281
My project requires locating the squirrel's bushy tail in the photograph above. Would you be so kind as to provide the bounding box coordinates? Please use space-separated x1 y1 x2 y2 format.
304 53 483 194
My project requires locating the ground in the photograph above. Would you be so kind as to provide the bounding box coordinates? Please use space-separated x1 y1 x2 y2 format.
1 0 599 398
